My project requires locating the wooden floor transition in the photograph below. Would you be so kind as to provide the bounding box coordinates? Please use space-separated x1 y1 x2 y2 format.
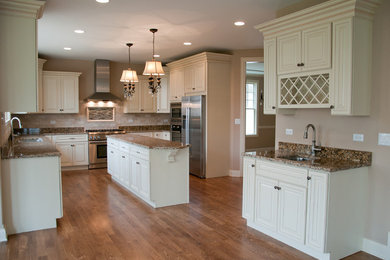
0 169 379 259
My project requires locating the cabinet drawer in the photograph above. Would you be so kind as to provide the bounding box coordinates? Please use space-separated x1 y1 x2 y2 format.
130 145 149 161
54 134 87 143
118 141 130 153
107 138 120 148
256 159 308 187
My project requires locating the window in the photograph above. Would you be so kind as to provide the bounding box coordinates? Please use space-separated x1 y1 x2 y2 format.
246 80 258 136
4 112 11 123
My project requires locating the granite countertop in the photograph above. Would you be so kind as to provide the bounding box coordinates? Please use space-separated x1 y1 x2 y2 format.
243 142 372 172
108 134 189 150
14 127 86 135
2 136 61 159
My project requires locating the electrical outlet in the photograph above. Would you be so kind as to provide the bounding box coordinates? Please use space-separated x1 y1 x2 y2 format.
128 119 134 123
50 120 56 125
353 134 364 142
285 129 293 135
378 133 390 146
234 119 240 125
163 119 169 123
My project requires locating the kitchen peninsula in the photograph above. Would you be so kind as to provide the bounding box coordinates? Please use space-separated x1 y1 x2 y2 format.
107 134 189 208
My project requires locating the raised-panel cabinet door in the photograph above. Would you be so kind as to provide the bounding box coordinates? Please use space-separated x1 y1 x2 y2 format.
169 69 184 102
306 170 328 252
254 176 278 232
62 76 79 113
157 77 169 113
112 148 120 180
72 142 88 166
121 154 131 189
184 66 194 93
43 76 61 113
140 80 157 112
55 143 73 167
107 147 114 175
242 157 256 220
264 38 277 114
302 23 331 72
193 62 206 92
123 81 141 113
130 159 140 192
278 181 307 243
139 159 150 200
277 32 301 74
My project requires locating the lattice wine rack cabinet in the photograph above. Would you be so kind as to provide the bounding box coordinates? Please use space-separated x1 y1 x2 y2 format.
279 73 330 108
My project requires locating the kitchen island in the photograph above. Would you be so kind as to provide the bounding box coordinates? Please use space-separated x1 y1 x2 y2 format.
107 134 190 208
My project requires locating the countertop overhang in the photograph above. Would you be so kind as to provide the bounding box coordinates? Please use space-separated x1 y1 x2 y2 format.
108 134 189 150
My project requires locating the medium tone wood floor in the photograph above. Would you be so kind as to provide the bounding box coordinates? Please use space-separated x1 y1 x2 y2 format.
0 169 379 259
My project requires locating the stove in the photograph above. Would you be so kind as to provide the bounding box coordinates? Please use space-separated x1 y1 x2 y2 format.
87 129 126 169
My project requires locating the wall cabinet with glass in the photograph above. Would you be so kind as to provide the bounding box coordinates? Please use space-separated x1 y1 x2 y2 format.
255 0 380 115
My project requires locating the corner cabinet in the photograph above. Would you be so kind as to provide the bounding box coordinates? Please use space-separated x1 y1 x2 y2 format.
255 0 381 115
242 156 369 260
42 71 81 113
0 0 45 112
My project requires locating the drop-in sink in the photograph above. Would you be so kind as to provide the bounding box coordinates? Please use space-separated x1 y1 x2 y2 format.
16 137 43 143
280 155 314 161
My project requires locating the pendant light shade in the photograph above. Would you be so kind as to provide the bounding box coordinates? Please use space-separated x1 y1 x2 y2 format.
121 43 138 98
143 28 164 95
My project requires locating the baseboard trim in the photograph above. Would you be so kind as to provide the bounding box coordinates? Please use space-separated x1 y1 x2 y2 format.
229 170 241 177
61 165 89 171
362 232 390 260
0 226 7 242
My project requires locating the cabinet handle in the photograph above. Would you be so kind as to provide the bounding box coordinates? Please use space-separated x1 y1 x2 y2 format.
192 88 195 90
175 96 178 98
297 63 301 67
330 105 334 109
251 164 255 168
297 63 305 67
136 162 140 165
122 156 125 158
274 186 281 190
307 176 312 181
70 144 75 147
136 151 140 154
140 109 144 111
272 106 276 109
301 63 304 66
111 151 114 154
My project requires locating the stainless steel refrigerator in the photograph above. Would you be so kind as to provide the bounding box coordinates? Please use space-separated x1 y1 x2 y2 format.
182 95 206 178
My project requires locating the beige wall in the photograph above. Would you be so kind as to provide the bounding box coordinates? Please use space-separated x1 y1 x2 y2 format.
245 75 275 150
275 1 390 245
16 59 169 129
230 49 263 170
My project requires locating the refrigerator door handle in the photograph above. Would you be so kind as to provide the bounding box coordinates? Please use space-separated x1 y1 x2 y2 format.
185 107 190 145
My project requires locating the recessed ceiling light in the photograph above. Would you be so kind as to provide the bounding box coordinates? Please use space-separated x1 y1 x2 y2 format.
74 29 85 34
96 0 109 3
153 54 160 58
183 42 192 46
234 21 245 26
64 47 72 51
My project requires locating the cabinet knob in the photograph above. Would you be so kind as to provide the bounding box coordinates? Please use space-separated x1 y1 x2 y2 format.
122 156 125 158
251 164 255 168
111 151 114 154
274 186 281 190
330 105 334 109
70 144 75 147
136 162 140 165
272 106 276 109
192 88 195 90
307 176 312 181
297 63 305 67
140 109 144 111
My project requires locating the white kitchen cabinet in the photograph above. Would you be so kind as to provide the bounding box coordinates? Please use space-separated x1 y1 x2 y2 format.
120 151 131 188
37 59 47 113
157 77 170 113
42 71 81 113
169 69 185 102
243 156 369 260
263 38 277 114
277 24 331 75
0 0 45 112
123 76 157 113
130 159 139 192
184 62 207 94
107 146 118 175
256 0 379 115
54 134 88 167
242 157 256 220
138 159 150 200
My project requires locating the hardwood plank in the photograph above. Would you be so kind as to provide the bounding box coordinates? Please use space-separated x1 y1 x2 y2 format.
0 169 377 259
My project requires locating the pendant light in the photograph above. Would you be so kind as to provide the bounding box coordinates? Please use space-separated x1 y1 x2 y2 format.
120 43 138 98
143 28 164 95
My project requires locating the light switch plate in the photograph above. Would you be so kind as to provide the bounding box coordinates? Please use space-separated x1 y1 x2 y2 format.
378 133 390 146
285 129 293 135
234 118 240 125
353 134 364 142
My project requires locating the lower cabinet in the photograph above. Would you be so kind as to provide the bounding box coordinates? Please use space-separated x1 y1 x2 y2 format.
242 156 368 260
131 158 150 200
54 134 88 167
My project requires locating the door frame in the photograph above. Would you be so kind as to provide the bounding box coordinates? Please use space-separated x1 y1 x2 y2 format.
239 57 264 176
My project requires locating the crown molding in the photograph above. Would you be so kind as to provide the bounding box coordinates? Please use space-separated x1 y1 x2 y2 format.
167 52 232 69
255 0 382 37
0 0 45 19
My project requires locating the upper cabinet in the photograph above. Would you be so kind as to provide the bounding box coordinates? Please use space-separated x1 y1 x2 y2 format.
0 0 45 112
123 76 157 113
184 61 207 94
169 68 185 102
42 71 81 113
157 76 170 113
256 0 381 116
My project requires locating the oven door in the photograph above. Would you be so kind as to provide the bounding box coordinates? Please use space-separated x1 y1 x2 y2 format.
89 141 107 165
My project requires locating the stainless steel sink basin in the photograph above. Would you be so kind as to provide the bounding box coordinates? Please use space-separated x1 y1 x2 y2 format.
280 155 314 161
16 137 43 143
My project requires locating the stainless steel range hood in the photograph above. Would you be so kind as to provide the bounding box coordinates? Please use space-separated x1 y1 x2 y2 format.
85 59 121 101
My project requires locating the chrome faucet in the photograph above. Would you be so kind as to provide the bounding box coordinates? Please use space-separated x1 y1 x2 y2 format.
10 116 22 145
303 124 321 156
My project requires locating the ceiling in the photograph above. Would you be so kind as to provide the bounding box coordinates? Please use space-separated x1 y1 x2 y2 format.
38 0 301 64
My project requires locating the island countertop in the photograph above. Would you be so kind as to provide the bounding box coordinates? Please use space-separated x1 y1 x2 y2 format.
2 136 61 159
108 134 189 149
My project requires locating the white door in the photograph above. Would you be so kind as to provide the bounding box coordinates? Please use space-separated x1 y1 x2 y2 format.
72 142 88 166
263 38 277 114
254 176 278 232
306 170 328 252
130 159 140 192
277 31 301 74
302 23 331 72
62 76 79 113
43 76 61 113
278 181 307 243
139 159 150 200
157 77 169 113
242 157 256 220
56 143 73 166
140 80 156 112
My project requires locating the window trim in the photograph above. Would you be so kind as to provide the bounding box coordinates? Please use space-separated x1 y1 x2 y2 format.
245 79 259 137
